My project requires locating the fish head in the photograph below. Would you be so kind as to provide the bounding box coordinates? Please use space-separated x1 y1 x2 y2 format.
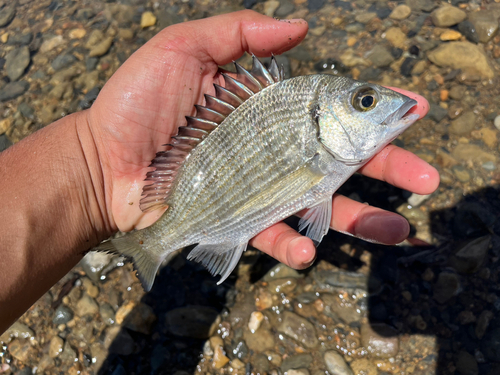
316 78 419 165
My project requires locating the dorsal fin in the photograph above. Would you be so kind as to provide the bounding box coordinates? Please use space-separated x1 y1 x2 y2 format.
139 55 285 212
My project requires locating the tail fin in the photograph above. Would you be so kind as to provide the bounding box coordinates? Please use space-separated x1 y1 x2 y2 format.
98 231 162 292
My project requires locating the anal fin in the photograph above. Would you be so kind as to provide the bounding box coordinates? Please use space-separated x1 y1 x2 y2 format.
187 242 248 284
298 196 332 245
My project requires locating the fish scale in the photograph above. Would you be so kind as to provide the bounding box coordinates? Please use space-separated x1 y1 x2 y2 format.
101 55 419 291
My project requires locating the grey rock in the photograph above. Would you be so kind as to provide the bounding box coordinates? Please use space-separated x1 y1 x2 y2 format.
277 311 318 348
406 0 436 12
263 263 302 281
335 1 352 11
458 21 480 44
52 305 74 325
428 41 494 79
100 303 116 325
0 134 12 152
433 271 461 304
18 102 35 120
296 292 318 304
0 81 29 102
275 1 295 18
468 11 499 43
7 32 33 46
0 6 15 27
431 6 466 27
79 86 101 109
308 0 325 12
367 45 395 68
360 323 399 358
51 54 76 71
85 56 99 71
450 111 476 135
75 8 95 21
450 236 490 274
427 104 448 122
322 293 363 324
452 144 497 164
122 302 156 334
281 354 313 371
226 338 248 360
79 251 114 282
0 322 34 343
483 161 496 171
254 353 270 372
456 351 478 375
165 306 218 338
157 9 185 30
449 85 466 100
314 269 368 290
5 46 30 81
345 22 364 34
323 351 353 375
400 58 417 77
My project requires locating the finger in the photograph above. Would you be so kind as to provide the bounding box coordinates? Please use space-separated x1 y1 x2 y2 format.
359 145 440 195
153 10 308 64
388 87 430 118
250 222 316 270
329 194 410 244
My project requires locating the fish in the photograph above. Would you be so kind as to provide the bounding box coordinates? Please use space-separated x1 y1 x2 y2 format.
102 55 419 291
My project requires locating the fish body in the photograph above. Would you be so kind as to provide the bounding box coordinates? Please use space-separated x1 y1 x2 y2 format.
106 56 419 291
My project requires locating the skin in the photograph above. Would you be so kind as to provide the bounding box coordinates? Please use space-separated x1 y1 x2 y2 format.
0 10 439 333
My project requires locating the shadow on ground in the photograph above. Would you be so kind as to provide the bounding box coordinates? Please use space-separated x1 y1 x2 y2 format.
98 175 500 375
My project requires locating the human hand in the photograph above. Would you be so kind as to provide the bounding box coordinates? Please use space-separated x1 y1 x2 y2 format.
86 10 439 270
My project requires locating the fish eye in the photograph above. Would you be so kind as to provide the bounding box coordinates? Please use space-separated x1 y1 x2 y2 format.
352 87 378 112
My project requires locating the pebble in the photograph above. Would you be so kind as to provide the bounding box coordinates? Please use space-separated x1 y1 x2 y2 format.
367 45 394 68
350 358 378 375
0 117 10 134
51 54 76 71
213 345 230 369
0 6 15 27
263 263 302 281
431 5 467 27
52 305 74 325
450 235 490 273
248 311 264 333
427 41 494 79
281 354 313 371
277 311 318 348
141 11 157 28
79 251 114 282
99 302 116 325
243 325 275 351
307 0 325 12
433 271 461 303
440 29 462 41
450 111 476 135
263 0 280 17
456 350 478 375
452 143 497 163
165 306 218 338
322 293 362 324
89 36 113 57
118 28 134 40
0 81 29 102
275 1 295 18
408 0 436 12
360 323 399 358
449 85 466 100
7 32 32 46
8 339 32 362
48 336 64 358
458 21 480 44
384 27 406 48
389 5 411 20
0 322 34 343
104 326 134 355
452 165 472 182
355 12 377 24
68 28 86 39
39 35 65 53
323 351 353 375
5 46 30 81
76 294 99 317
468 10 499 43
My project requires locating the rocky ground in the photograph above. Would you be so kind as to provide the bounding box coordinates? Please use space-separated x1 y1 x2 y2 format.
1 0 500 374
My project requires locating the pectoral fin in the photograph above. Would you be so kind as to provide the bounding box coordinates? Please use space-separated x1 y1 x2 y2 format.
298 196 332 245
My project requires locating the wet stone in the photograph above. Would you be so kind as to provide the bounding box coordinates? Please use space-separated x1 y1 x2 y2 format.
322 293 362 324
104 326 134 356
7 32 33 46
79 251 113 282
407 0 436 12
277 311 318 348
400 58 417 77
450 111 476 135
52 305 74 325
314 58 348 75
0 6 15 27
275 1 295 18
8 339 32 362
458 21 480 44
345 22 364 34
427 104 448 123
367 45 394 68
360 323 399 358
51 54 76 71
468 10 499 43
0 134 12 151
449 85 466 100
48 336 64 358
100 302 116 325
226 338 249 360
390 5 411 20
76 294 99 317
263 263 302 281
0 322 34 343
452 165 472 182
314 269 368 290
323 351 353 375
450 236 490 274
40 35 65 54
89 37 113 58
243 325 275 351
5 46 30 81
350 358 378 375
281 353 313 371
165 306 218 339
307 0 325 12
431 6 466 27
456 350 478 375
433 271 461 304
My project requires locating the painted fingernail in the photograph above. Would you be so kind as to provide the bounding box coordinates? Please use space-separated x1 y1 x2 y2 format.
356 212 410 245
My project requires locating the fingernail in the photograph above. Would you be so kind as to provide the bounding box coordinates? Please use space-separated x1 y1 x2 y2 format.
356 212 410 245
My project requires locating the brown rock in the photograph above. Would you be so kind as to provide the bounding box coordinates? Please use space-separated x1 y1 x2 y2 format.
431 5 466 27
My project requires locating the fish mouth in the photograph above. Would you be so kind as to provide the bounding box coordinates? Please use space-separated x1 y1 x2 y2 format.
383 98 419 127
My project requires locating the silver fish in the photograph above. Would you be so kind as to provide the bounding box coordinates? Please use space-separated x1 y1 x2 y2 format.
103 55 419 291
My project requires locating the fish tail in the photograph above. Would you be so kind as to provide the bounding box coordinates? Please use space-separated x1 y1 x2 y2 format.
98 230 166 292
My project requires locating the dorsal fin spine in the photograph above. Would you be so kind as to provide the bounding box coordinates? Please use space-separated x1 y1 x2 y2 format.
139 55 283 212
